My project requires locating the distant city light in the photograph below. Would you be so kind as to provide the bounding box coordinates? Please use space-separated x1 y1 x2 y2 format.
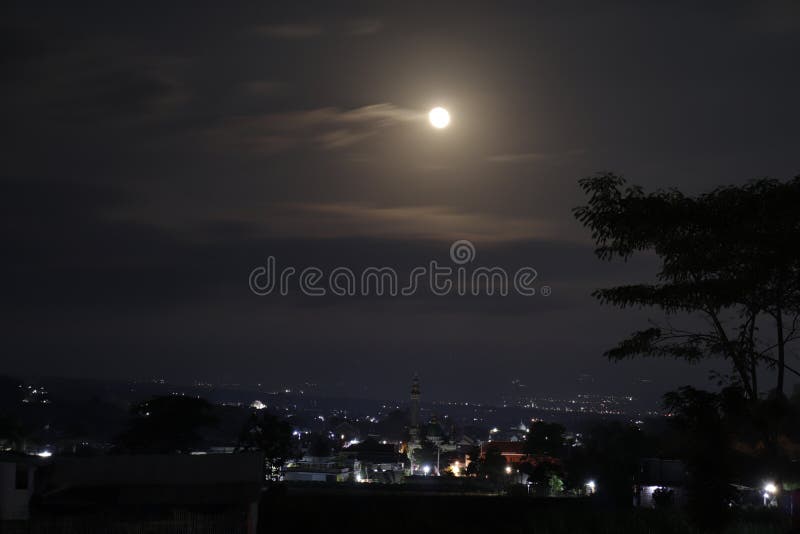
250 400 266 410
36 451 52 458
764 482 777 494
490 427 499 434
586 480 596 494
422 465 431 475
505 465 512 474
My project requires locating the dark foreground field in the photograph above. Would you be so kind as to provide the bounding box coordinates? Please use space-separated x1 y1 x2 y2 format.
259 490 791 534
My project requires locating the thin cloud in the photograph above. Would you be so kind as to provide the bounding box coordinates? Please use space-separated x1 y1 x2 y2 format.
255 18 383 39
487 149 586 164
257 24 322 39
262 203 556 242
205 104 424 154
344 18 383 35
317 129 375 149
239 80 285 97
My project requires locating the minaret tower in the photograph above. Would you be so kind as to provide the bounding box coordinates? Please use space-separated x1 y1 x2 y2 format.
409 375 421 445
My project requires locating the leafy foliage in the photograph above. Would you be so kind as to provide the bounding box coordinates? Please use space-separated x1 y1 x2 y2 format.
574 173 800 399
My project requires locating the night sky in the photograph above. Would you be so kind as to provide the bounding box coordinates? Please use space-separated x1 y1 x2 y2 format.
3 2 799 401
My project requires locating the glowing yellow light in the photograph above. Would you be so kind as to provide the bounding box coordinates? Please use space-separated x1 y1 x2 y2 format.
428 107 450 129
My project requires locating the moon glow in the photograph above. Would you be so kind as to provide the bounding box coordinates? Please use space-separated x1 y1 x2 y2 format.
428 107 450 129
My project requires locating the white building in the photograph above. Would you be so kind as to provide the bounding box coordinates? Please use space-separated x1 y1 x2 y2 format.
283 456 357 483
0 455 40 520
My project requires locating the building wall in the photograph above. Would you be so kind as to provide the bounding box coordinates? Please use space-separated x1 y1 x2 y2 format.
284 471 329 482
636 485 686 508
0 461 35 520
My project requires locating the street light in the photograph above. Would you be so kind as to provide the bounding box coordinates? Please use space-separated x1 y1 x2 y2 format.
505 465 513 475
763 482 778 507
422 465 431 476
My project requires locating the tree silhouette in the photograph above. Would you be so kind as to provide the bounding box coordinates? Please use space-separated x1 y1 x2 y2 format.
237 411 294 479
412 440 439 472
115 396 217 453
524 459 564 496
307 432 335 457
524 421 565 457
664 386 739 528
574 173 800 401
564 422 648 507
480 447 508 485
0 414 27 452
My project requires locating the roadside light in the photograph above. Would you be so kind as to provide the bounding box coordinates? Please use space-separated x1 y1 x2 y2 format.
764 482 778 494
586 480 596 494
505 465 513 475
422 465 431 475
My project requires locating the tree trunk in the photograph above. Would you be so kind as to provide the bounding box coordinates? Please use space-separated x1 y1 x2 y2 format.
776 306 785 398
708 311 754 401
748 314 758 399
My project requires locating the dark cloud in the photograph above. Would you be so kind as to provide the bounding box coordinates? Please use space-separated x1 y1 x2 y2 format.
255 17 383 39
257 24 323 39
344 18 383 36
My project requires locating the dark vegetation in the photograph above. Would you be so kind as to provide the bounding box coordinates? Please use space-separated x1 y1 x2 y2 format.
258 492 789 534
574 173 800 528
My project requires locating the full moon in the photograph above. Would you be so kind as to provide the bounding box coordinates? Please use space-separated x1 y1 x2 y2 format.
428 107 450 129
